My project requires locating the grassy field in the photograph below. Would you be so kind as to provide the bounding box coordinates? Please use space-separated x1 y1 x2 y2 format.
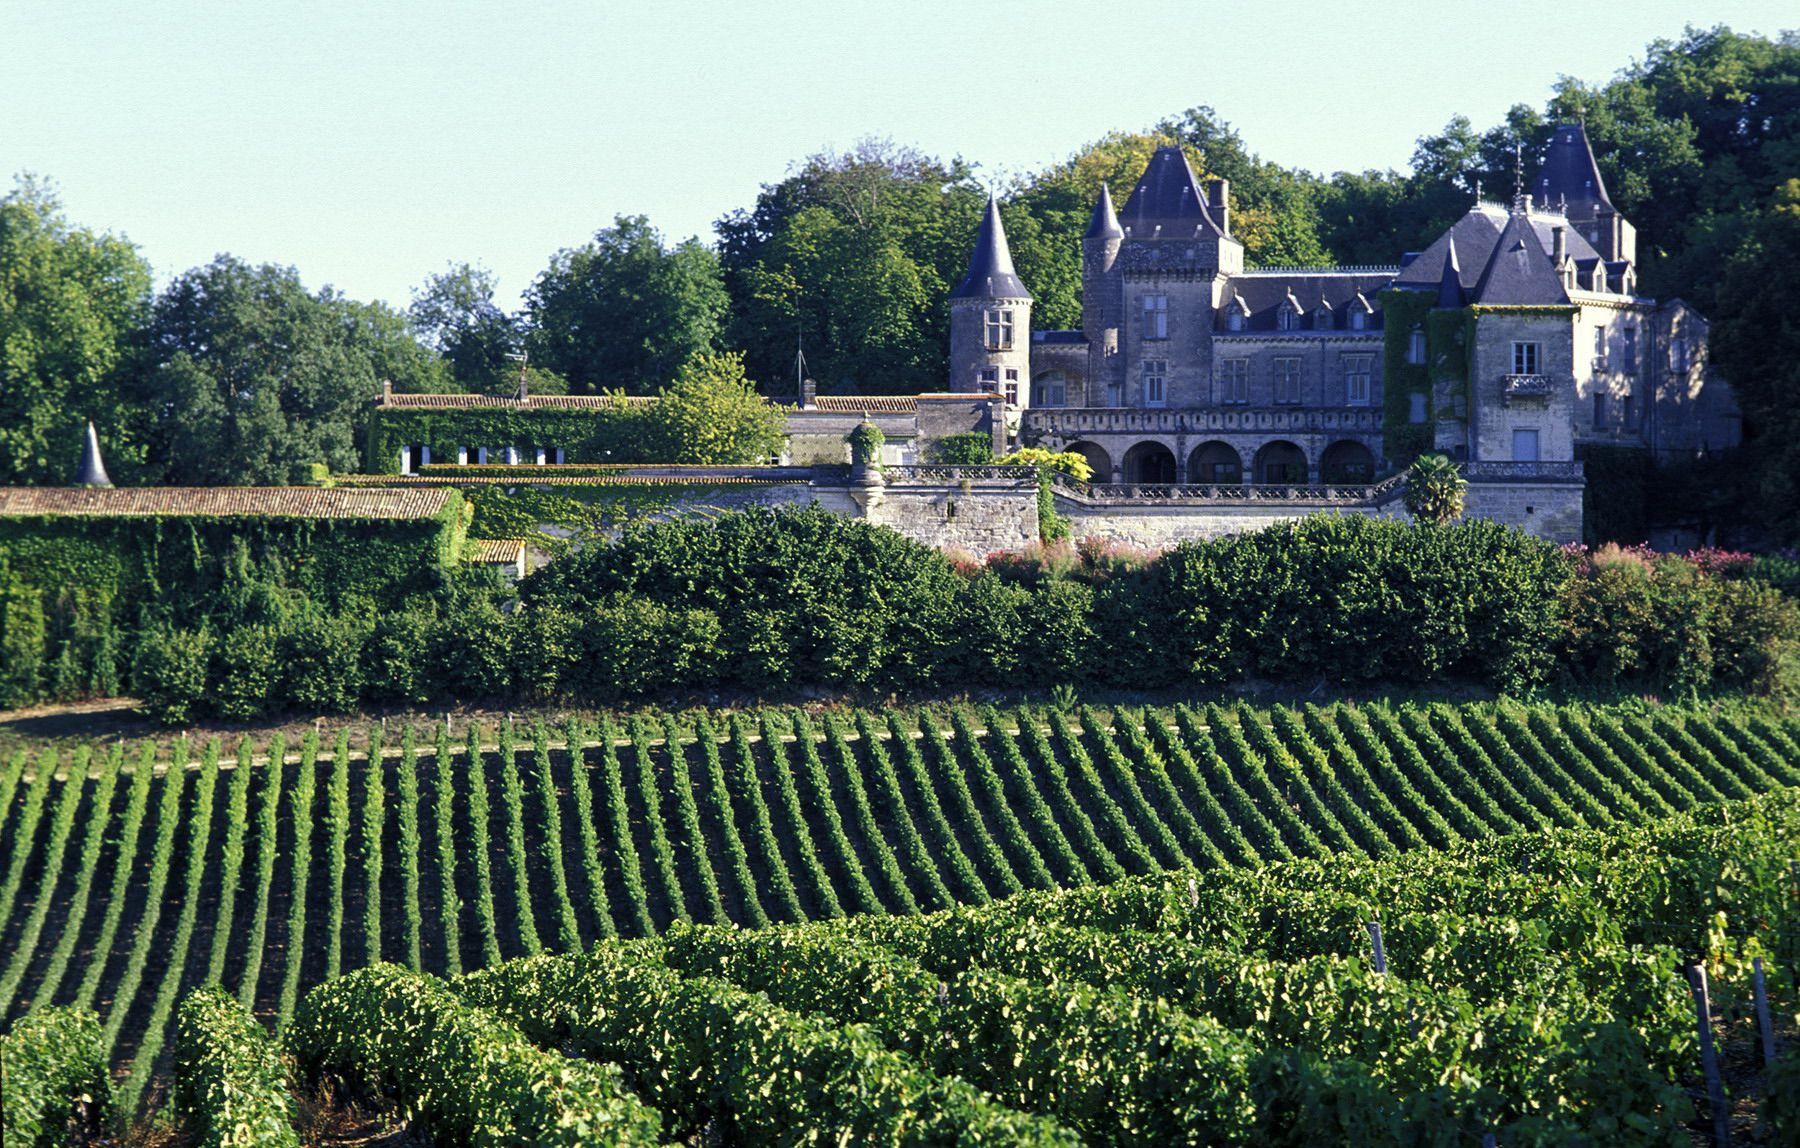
0 698 1796 1124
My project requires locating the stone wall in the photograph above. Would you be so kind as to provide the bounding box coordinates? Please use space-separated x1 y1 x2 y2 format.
1058 501 1408 548
1462 477 1584 543
857 476 1039 554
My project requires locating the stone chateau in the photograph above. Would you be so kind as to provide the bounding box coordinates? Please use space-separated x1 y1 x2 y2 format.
949 124 1737 495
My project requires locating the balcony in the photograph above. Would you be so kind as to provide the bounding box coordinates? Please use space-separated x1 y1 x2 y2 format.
1501 374 1555 405
1021 406 1382 438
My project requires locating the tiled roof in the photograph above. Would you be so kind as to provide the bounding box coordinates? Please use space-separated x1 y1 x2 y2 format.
470 538 528 564
0 487 455 520
376 392 655 410
809 396 919 413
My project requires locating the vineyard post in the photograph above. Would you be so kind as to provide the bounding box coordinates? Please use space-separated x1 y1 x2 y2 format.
1753 957 1775 1069
1365 919 1387 974
1688 964 1731 1146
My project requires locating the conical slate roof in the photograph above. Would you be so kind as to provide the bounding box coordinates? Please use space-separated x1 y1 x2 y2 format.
1435 237 1465 308
76 422 113 488
1084 182 1123 239
1536 123 1611 210
950 195 1031 300
1119 146 1224 237
1471 212 1571 306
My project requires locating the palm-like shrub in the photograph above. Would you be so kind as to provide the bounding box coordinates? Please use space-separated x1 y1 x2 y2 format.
1403 454 1468 524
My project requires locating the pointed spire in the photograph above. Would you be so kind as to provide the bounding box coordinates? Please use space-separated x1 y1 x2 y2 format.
1119 146 1224 237
1536 122 1613 210
1084 182 1123 239
950 194 1031 300
76 422 113 488
1471 212 1570 306
1435 237 1465 308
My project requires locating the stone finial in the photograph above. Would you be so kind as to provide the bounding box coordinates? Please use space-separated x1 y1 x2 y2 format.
76 422 113 487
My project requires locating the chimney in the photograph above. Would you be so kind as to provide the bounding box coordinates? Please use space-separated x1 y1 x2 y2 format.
800 377 817 408
1552 225 1567 264
1208 179 1230 234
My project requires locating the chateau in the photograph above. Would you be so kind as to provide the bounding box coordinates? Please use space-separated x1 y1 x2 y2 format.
949 125 1737 491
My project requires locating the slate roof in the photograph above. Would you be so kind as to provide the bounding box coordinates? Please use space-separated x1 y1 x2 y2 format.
1119 146 1225 239
1214 270 1396 332
0 487 456 520
950 196 1031 300
375 392 654 410
1470 212 1572 306
1084 183 1123 239
1536 123 1612 211
1394 202 1602 298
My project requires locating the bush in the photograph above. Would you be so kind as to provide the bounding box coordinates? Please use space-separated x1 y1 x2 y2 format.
521 506 965 691
0 1005 108 1148
173 987 299 1148
131 623 212 726
524 596 722 702
932 432 995 464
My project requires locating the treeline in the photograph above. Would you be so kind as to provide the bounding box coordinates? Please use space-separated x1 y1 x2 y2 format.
125 509 1797 724
4 27 1798 533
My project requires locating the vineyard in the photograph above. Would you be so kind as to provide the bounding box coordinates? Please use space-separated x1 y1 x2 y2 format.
1 700 1798 1135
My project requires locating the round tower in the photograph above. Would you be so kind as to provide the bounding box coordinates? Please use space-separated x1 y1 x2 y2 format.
1081 182 1124 407
949 195 1033 409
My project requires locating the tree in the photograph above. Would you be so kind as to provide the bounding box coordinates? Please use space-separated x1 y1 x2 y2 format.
650 350 785 464
526 215 728 395
0 177 153 484
1403 454 1469 525
408 263 521 394
141 256 445 484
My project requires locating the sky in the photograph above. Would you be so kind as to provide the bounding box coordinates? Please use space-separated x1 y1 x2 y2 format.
3 1 1794 311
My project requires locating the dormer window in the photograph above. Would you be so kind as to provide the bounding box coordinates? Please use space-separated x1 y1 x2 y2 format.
1349 310 1367 331
1278 302 1299 331
1314 307 1332 330
1226 308 1245 332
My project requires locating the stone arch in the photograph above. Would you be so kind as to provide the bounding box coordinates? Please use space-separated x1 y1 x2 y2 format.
1065 441 1112 482
1253 440 1308 484
1122 440 1177 485
1187 440 1243 485
1320 439 1376 484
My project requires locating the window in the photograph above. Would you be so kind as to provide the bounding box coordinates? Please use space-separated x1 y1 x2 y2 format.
983 309 1014 350
1593 326 1607 368
1226 308 1245 332
1273 357 1301 404
1511 341 1541 375
1409 393 1428 424
1032 372 1067 408
1218 359 1248 404
1003 368 1020 407
1142 360 1167 407
979 367 998 392
1348 310 1364 331
1512 428 1540 462
1314 307 1332 330
1142 294 1168 340
1622 326 1638 374
1593 392 1607 429
1343 355 1372 406
1277 304 1298 332
1623 395 1635 426
1407 328 1426 365
1669 338 1688 373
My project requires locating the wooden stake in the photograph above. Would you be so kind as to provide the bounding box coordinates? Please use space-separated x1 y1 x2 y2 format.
1365 920 1387 974
1689 964 1730 1147
1754 957 1776 1070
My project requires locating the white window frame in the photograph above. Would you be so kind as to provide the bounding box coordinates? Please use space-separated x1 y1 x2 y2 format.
1219 358 1248 405
1272 357 1300 404
1343 355 1372 406
1003 367 1020 407
1511 341 1541 375
1142 294 1168 340
1407 328 1426 365
983 309 1014 351
978 366 999 392
1142 359 1168 407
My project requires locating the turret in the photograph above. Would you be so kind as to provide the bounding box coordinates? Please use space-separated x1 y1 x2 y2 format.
949 195 1033 409
1536 123 1635 265
1081 183 1123 406
76 422 113 488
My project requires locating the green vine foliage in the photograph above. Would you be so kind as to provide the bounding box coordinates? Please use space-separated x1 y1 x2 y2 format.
1379 289 1435 466
364 407 651 473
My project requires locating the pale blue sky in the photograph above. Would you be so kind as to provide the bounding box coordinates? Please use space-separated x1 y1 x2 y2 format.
4 1 1792 310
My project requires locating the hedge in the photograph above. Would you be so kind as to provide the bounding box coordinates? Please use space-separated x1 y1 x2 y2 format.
287 964 663 1146
173 987 300 1148
0 1005 108 1148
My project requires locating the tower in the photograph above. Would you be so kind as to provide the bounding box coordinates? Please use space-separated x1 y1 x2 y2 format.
949 195 1033 408
1082 183 1124 407
1536 123 1635 266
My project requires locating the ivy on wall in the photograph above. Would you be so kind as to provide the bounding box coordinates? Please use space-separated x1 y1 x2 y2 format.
1380 289 1435 466
462 484 749 543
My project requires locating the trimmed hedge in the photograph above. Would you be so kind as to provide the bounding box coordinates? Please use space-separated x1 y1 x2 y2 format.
173 987 300 1148
0 1005 108 1148
287 963 663 1146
